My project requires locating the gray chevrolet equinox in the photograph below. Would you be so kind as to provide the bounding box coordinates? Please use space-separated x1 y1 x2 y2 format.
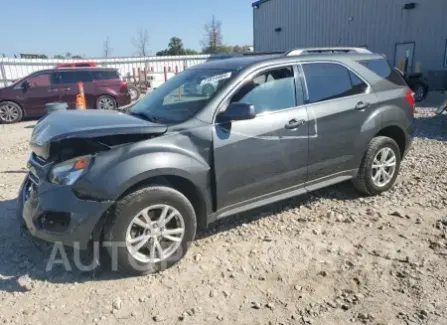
18 47 415 275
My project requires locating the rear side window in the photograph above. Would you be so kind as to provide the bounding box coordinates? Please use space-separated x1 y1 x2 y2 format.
302 63 368 104
91 70 120 80
52 71 93 84
359 59 407 86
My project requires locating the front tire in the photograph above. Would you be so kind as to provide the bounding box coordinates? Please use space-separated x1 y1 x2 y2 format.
0 101 23 124
352 136 401 196
104 186 197 275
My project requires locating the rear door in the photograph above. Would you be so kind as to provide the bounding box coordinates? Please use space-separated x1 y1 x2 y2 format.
91 69 122 90
21 72 58 116
213 65 309 210
51 70 94 109
299 62 378 185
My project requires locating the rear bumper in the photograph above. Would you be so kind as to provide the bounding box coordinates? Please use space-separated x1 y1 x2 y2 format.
116 93 132 107
17 175 113 249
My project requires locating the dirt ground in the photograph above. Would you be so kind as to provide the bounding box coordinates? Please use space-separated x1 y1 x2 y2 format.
0 94 446 325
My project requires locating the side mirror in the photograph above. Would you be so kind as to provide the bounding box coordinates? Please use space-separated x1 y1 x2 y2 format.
220 102 256 122
21 80 30 90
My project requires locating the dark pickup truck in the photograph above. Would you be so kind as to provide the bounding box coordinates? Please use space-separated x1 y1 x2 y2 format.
18 47 414 275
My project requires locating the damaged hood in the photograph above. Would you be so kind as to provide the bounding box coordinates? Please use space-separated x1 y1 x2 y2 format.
30 110 168 159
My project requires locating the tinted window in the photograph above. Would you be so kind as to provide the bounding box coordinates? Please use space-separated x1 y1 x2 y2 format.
302 63 367 104
349 71 368 94
359 59 407 86
52 71 93 84
27 73 51 87
91 70 120 80
231 67 297 113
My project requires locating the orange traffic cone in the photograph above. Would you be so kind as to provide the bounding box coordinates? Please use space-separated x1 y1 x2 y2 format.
76 82 87 110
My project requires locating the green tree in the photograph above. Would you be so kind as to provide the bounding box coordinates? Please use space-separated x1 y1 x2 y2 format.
54 54 65 59
72 55 83 59
156 49 169 56
167 37 184 55
184 48 199 55
156 37 200 56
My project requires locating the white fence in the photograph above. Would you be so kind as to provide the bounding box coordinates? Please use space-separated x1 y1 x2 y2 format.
0 54 238 87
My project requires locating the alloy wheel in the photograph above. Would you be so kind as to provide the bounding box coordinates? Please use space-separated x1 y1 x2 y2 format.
0 104 20 123
415 85 425 102
98 97 116 110
125 204 185 263
371 147 397 187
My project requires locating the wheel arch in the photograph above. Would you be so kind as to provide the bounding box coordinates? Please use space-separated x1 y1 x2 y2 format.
117 174 209 230
0 100 25 119
0 99 25 112
375 125 407 158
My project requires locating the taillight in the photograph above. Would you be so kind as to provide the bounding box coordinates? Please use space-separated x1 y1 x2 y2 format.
405 89 415 112
120 80 128 92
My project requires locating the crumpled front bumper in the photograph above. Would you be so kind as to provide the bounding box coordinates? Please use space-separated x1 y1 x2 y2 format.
17 168 113 250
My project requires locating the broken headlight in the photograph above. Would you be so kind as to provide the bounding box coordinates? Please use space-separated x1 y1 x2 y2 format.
49 156 91 185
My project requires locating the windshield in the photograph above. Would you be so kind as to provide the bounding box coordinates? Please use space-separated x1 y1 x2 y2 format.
130 68 235 123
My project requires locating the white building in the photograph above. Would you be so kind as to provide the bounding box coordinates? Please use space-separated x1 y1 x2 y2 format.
252 0 447 88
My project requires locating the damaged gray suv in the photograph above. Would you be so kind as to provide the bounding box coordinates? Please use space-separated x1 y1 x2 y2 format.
18 48 415 275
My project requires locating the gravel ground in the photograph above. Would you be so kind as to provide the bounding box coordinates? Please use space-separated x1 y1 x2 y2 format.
0 94 446 325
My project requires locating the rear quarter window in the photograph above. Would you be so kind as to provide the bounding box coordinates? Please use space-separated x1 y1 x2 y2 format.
91 70 120 80
358 59 407 86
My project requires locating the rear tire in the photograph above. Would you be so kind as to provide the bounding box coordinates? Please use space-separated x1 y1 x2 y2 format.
128 85 141 102
352 136 401 196
96 95 117 110
0 101 23 124
103 186 197 276
414 83 427 102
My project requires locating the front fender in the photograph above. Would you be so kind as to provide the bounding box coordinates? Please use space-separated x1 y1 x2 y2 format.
74 143 212 204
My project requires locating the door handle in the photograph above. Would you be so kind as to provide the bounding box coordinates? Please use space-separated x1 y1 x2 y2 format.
285 119 306 129
355 101 370 110
48 89 59 93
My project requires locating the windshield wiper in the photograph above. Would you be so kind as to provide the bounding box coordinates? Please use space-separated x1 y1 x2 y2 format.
129 112 159 123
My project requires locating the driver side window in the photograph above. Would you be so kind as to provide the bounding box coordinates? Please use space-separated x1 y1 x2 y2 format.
230 67 297 114
26 73 51 88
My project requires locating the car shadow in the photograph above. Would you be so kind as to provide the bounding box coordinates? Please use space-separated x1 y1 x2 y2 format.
414 114 447 141
0 181 361 291
197 181 362 240
416 91 446 109
0 198 126 293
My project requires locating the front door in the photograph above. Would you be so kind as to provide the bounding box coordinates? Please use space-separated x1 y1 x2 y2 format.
22 72 58 116
213 65 309 210
394 42 415 74
299 62 377 183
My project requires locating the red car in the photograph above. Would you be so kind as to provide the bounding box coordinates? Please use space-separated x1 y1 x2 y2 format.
0 67 131 123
